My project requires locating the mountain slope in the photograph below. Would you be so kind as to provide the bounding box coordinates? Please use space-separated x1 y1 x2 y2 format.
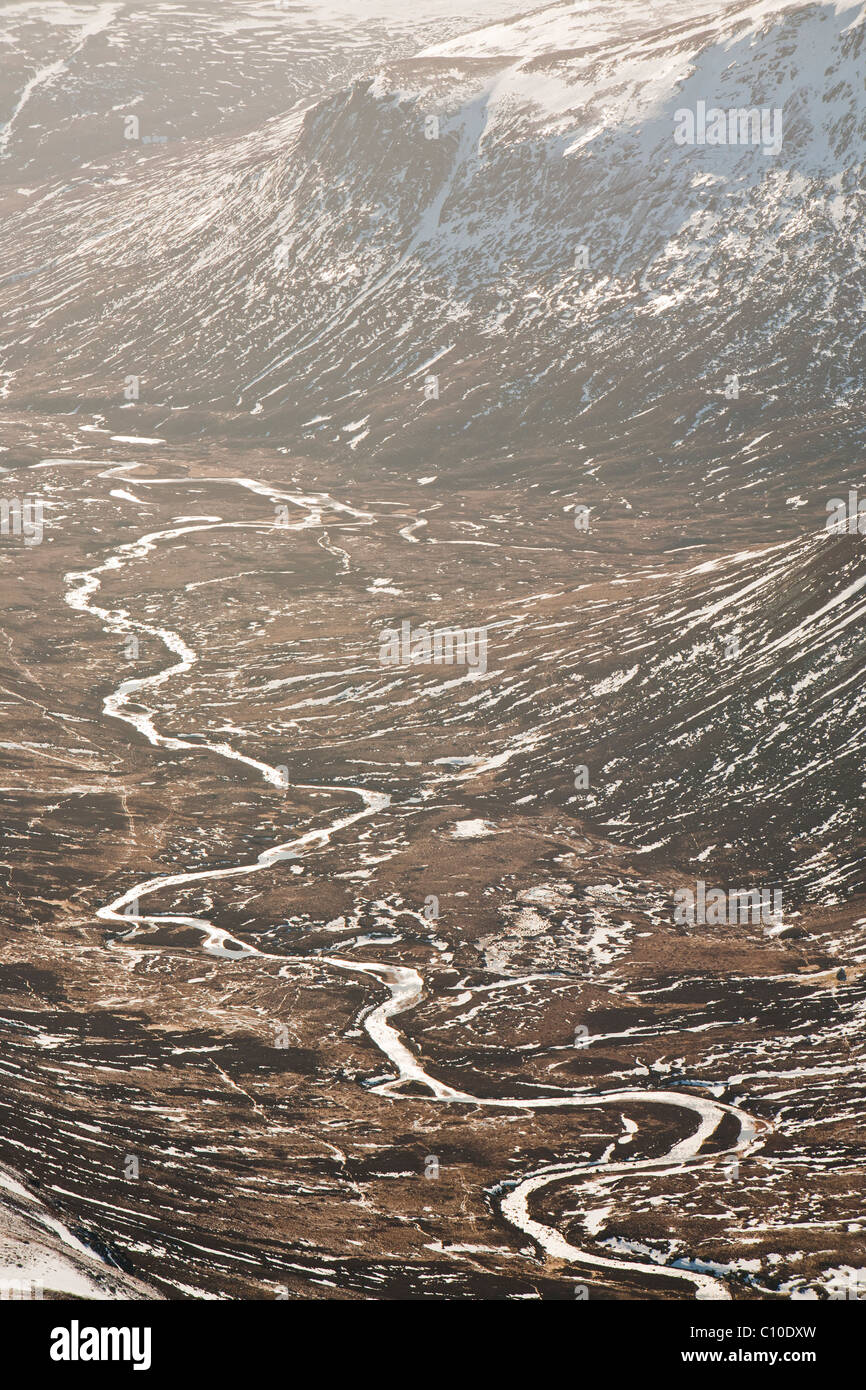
1 0 864 487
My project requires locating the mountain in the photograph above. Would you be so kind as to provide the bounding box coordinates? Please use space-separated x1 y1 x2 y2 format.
1 0 864 495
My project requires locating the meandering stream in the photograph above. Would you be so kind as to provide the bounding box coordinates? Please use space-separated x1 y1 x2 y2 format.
60 462 768 1300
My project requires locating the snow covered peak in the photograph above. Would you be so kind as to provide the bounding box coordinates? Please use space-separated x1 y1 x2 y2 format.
413 0 866 153
419 0 864 61
1 1 864 474
419 0 723 58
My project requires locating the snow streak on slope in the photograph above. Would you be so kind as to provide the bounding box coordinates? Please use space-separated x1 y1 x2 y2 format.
0 4 120 158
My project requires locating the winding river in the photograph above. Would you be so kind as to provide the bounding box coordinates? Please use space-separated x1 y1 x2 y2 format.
60 461 767 1300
